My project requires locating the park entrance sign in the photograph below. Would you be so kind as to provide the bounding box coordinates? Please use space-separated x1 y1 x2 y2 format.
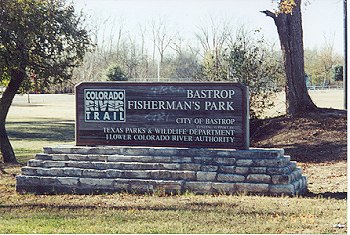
16 82 308 196
75 82 249 149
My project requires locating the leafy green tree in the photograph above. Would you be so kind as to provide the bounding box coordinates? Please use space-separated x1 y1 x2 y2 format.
333 65 343 82
225 35 284 118
0 0 92 163
106 65 128 81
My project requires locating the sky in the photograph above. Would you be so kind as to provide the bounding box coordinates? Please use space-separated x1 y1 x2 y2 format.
73 0 345 55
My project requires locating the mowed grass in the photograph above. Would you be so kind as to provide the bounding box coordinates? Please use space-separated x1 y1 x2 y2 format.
0 185 347 233
0 93 347 234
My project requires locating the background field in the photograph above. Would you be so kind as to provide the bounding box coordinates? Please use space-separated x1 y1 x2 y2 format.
0 89 347 234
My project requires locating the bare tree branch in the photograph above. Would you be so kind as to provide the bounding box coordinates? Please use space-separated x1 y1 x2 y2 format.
260 10 277 20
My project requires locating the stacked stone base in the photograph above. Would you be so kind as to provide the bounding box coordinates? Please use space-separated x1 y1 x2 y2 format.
16 145 307 196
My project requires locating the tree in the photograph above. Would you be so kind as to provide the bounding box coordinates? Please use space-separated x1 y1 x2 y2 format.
151 18 174 65
195 17 230 81
106 65 128 81
262 0 317 116
225 33 284 118
0 0 92 163
333 65 343 82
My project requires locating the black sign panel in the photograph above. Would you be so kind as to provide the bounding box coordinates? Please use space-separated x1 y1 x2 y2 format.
75 82 249 149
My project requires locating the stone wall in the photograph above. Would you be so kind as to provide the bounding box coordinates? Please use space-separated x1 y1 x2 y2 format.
16 145 307 196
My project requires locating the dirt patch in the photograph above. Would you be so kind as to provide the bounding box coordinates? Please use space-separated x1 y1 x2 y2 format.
250 108 347 163
250 108 347 196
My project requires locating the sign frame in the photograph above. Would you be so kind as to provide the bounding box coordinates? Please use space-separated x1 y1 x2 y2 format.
75 82 249 150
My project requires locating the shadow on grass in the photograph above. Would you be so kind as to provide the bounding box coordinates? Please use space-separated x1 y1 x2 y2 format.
304 191 347 200
264 143 347 163
6 119 74 142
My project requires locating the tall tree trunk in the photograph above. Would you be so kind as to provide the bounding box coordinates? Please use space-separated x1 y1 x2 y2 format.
262 0 317 116
0 68 25 163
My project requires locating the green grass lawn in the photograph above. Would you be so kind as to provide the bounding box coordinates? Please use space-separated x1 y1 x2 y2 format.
0 94 347 234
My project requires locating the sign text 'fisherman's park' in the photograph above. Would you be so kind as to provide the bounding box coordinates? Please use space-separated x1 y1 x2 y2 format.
75 82 249 149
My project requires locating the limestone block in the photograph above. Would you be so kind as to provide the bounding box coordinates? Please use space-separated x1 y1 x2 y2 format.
246 174 271 183
219 166 236 174
82 169 107 178
108 155 147 162
91 162 112 170
193 157 213 164
159 163 180 170
292 178 302 191
302 176 308 188
180 163 201 171
63 168 82 177
197 171 217 181
66 161 93 169
43 161 66 168
287 161 297 171
212 182 236 194
106 169 122 178
217 174 245 182
38 176 58 185
51 154 67 161
269 184 295 195
35 153 52 160
21 167 37 175
171 171 196 180
56 177 79 186
236 183 269 193
123 170 151 179
271 174 291 184
153 156 173 163
113 179 130 191
108 162 125 170
38 168 64 176
80 178 114 187
150 170 171 179
215 157 236 165
130 180 154 192
214 150 234 157
43 146 57 154
291 168 302 182
170 156 192 163
152 148 178 156
201 165 218 172
254 157 289 167
249 167 267 174
154 180 183 192
266 166 291 175
250 148 284 158
74 147 95 154
124 147 151 156
188 148 213 157
86 155 108 162
17 175 57 186
120 162 145 170
94 147 122 155
107 155 127 162
235 167 249 174
130 155 152 162
184 181 212 194
217 148 284 158
66 154 88 161
27 159 43 167
235 159 253 166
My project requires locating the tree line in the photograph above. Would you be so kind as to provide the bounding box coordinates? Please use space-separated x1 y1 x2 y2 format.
0 0 345 163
